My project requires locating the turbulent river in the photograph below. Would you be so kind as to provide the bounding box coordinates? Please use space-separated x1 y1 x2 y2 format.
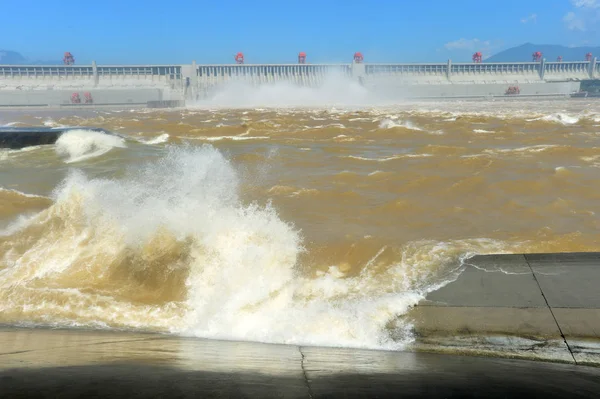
1 97 600 350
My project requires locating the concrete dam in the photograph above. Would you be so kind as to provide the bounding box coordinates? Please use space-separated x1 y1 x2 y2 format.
0 58 596 107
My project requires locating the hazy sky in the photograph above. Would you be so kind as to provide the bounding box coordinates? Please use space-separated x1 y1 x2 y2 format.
1 0 598 64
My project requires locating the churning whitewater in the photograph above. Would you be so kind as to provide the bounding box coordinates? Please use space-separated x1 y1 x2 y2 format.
55 129 127 163
0 145 485 349
2 97 600 350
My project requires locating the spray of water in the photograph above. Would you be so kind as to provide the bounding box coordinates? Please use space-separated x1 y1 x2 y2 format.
0 145 507 349
55 129 126 163
189 72 407 109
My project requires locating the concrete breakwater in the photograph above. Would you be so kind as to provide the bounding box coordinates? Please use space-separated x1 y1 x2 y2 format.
0 59 596 106
408 252 600 366
0 126 113 149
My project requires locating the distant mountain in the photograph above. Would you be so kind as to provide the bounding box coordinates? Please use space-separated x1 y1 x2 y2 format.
0 49 62 65
0 50 27 64
487 43 600 62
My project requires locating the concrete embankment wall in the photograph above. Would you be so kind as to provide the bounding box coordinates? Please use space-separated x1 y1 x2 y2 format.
408 252 600 366
0 64 183 107
0 88 165 107
0 127 112 149
372 81 581 98
0 82 580 107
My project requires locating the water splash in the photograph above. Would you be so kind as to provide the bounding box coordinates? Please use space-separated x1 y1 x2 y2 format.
55 129 126 163
378 118 422 131
138 133 170 145
190 74 376 109
0 145 508 349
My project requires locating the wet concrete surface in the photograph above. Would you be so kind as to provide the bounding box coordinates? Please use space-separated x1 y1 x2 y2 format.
2 327 600 398
3 252 600 397
408 252 600 365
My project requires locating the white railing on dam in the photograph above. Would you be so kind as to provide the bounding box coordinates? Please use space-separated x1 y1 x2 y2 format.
96 65 182 80
0 65 94 79
195 64 351 89
365 63 447 77
544 61 589 73
543 61 591 81
451 62 539 74
0 64 183 90
364 61 595 82
0 65 182 78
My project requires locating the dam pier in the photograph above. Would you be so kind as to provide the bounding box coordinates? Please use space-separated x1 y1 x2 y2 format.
0 57 596 107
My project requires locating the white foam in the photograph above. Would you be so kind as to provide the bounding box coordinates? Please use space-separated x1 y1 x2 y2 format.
306 123 347 130
345 154 432 162
348 117 372 122
0 145 44 162
543 113 579 125
43 118 62 128
55 129 126 163
185 135 269 142
378 118 423 131
378 119 400 129
404 153 433 158
473 129 494 134
527 113 580 125
0 187 49 199
0 213 43 237
484 145 558 155
138 133 170 145
333 134 355 142
581 155 600 163
368 170 385 176
0 189 51 237
346 155 403 162
15 145 43 153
